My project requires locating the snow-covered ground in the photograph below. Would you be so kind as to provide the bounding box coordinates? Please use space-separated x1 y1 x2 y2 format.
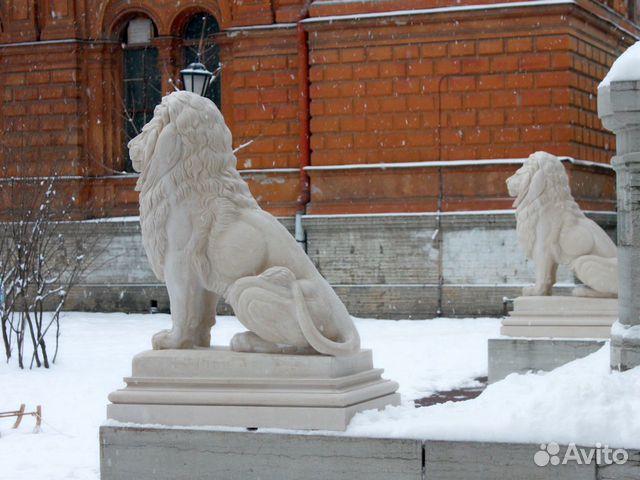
1 313 639 480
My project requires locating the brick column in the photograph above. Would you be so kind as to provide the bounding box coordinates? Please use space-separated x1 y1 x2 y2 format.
598 80 640 371
153 36 180 95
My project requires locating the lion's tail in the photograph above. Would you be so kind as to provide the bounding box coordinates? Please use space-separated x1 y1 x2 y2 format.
571 255 618 296
292 282 361 357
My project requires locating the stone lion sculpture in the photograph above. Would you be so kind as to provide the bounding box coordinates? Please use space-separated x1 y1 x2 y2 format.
128 91 360 355
506 151 618 297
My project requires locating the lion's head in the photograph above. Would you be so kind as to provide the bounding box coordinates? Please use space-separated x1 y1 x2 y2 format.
506 151 574 209
128 91 257 281
129 91 236 194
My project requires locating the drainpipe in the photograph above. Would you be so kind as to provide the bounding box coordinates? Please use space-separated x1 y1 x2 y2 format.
295 1 312 251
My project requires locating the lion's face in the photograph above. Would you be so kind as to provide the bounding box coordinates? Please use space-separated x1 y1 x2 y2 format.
507 164 532 198
128 102 169 175
507 155 539 206
129 92 233 194
128 101 178 196
507 151 561 207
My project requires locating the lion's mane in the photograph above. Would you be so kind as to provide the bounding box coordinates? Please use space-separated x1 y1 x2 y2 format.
514 152 583 258
129 91 258 282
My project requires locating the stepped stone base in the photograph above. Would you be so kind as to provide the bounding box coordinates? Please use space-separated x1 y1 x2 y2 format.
107 348 399 431
501 296 618 338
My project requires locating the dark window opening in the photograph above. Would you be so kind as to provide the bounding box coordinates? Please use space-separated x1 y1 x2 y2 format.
183 14 221 109
122 24 161 173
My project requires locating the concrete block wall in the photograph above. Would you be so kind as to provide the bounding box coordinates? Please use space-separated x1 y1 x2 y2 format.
302 212 603 318
100 426 640 480
63 211 616 318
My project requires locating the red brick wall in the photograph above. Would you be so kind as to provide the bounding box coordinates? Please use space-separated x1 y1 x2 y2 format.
566 8 623 163
305 4 625 167
224 27 302 215
1 42 83 178
298 1 632 213
0 0 635 218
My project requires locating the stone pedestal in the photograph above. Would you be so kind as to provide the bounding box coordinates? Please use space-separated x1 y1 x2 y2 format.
599 79 640 371
501 296 618 338
488 338 606 383
107 348 400 431
488 296 615 382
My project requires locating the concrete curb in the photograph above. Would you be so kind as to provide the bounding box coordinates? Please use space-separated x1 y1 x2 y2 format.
100 426 639 480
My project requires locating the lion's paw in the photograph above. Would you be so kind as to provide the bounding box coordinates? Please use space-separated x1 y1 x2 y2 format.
230 331 282 354
152 329 194 350
522 285 550 296
196 330 212 348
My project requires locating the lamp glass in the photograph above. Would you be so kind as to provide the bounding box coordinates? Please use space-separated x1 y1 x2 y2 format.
180 62 213 97
193 74 207 96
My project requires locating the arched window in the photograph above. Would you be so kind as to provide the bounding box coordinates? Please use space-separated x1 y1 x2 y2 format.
121 17 161 172
182 14 221 109
631 0 640 21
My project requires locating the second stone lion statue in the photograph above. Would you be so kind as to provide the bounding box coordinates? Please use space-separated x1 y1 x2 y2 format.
507 151 618 297
128 91 360 355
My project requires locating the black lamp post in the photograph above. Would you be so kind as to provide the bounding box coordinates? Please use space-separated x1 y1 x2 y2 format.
180 61 214 97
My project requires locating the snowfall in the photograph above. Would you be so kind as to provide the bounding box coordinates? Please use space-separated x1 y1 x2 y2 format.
1 313 639 480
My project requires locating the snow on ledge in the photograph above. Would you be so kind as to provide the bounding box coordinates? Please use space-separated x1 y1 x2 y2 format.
599 41 640 88
225 23 297 35
303 0 575 24
612 320 640 340
240 168 300 174
304 157 614 171
303 209 616 219
80 216 140 223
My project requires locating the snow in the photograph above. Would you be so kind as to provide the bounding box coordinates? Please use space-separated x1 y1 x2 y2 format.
304 209 616 219
0 174 138 182
0 38 78 48
612 320 640 340
302 0 576 24
304 157 613 171
226 23 297 34
240 167 300 174
80 216 140 223
314 0 387 3
600 41 640 88
348 346 640 447
1 312 639 480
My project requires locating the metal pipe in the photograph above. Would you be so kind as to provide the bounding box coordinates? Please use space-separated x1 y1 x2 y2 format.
294 211 306 252
296 1 312 213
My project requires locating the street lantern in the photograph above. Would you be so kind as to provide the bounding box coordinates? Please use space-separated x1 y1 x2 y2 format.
180 62 213 97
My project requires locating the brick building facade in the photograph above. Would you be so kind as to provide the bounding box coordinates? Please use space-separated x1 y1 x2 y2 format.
1 0 637 217
0 0 637 316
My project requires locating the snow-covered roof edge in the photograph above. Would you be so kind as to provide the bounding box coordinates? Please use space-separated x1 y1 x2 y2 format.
302 0 576 24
